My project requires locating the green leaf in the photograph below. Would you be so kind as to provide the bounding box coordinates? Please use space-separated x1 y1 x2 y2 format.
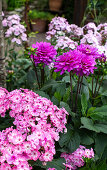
27 69 37 87
62 75 70 83
51 96 59 105
81 117 107 134
90 112 107 121
60 101 75 117
94 105 107 112
63 87 70 103
54 91 62 102
59 125 73 147
87 107 96 117
32 158 65 170
80 117 100 133
81 85 89 100
68 132 80 153
80 132 94 145
34 91 50 99
101 90 107 96
95 133 107 159
81 93 88 116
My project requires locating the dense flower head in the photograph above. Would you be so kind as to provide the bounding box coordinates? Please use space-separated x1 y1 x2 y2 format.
2 14 27 44
83 22 97 34
30 42 57 66
54 47 97 76
48 16 71 33
0 88 68 168
77 44 101 59
61 145 94 170
55 36 78 50
54 50 82 75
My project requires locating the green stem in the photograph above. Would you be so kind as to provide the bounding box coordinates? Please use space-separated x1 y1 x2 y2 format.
95 76 104 97
41 67 45 87
79 76 83 94
30 56 40 89
74 76 80 113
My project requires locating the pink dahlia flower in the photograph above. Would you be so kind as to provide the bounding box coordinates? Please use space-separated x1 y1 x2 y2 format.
76 55 96 76
54 50 82 75
30 42 57 66
77 44 101 59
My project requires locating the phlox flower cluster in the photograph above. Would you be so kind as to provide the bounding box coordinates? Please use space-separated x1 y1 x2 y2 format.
2 14 27 44
55 36 78 50
54 44 98 76
46 17 107 59
81 22 107 58
46 16 71 40
0 87 68 169
30 42 57 66
0 127 32 170
46 17 83 50
61 145 94 170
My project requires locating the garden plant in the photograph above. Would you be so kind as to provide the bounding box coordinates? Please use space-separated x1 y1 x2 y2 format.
0 8 107 170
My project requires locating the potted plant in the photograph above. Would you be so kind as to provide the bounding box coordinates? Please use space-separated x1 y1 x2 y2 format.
49 0 63 12
28 10 53 33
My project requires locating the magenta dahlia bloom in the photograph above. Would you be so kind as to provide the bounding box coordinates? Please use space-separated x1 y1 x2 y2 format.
77 44 101 59
76 55 96 76
54 49 96 76
54 50 82 75
30 42 57 66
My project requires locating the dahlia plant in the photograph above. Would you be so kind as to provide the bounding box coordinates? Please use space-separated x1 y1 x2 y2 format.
27 42 57 88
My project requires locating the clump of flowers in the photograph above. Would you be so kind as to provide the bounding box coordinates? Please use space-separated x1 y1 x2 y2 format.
55 36 78 51
61 145 94 170
54 45 97 76
0 87 68 168
46 17 82 51
2 14 27 44
30 42 57 66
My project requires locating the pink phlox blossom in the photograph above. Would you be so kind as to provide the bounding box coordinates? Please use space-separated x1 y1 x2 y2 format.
61 146 94 170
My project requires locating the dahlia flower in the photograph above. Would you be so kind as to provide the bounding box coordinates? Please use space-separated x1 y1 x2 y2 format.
54 47 97 76
30 42 57 66
77 44 101 59
54 50 82 75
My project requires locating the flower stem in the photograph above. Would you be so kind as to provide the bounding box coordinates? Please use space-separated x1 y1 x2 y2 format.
41 67 45 87
74 76 80 113
93 69 100 97
79 76 83 94
95 75 104 97
30 56 40 89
